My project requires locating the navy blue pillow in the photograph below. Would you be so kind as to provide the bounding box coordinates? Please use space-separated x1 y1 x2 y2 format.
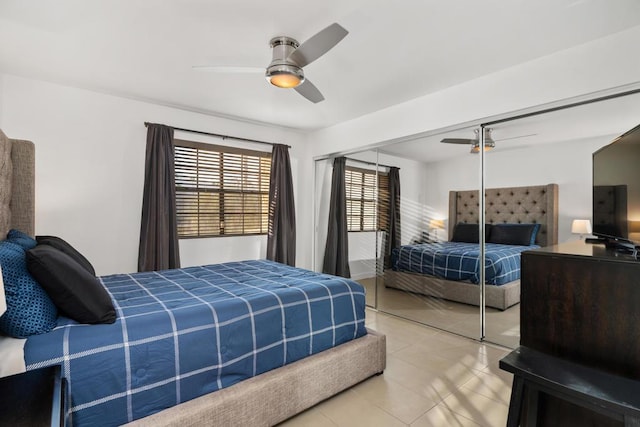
6 229 37 250
488 223 541 246
0 240 58 338
451 223 493 243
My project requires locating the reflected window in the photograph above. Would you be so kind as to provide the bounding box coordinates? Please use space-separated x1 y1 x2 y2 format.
345 166 389 232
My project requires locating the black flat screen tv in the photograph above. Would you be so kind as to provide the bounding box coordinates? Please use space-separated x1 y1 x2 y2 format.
592 123 640 250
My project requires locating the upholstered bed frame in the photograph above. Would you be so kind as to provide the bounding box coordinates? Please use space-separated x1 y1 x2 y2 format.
0 129 386 426
384 183 559 310
0 131 35 238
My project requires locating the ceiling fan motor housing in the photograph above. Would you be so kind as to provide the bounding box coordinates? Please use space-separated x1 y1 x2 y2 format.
470 128 496 153
266 36 304 88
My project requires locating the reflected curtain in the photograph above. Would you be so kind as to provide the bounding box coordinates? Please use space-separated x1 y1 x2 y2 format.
384 167 401 268
138 123 181 272
266 144 296 266
323 157 351 278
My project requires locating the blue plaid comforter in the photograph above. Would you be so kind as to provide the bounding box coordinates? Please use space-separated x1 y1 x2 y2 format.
24 260 366 426
392 242 536 285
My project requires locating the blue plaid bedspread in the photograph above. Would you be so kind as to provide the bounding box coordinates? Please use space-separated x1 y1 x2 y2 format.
24 260 366 426
392 242 536 285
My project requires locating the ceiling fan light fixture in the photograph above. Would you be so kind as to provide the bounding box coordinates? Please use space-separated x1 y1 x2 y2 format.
195 24 346 102
266 36 304 88
470 139 495 153
266 64 304 88
470 128 496 154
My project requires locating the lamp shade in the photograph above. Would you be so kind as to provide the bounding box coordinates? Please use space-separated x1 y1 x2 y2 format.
429 219 445 229
571 219 592 235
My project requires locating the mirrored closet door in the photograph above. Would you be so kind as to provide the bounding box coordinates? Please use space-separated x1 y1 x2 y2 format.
314 87 640 348
371 124 485 341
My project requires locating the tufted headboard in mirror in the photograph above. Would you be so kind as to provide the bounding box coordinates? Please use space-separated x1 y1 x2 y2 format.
448 183 559 247
0 129 35 238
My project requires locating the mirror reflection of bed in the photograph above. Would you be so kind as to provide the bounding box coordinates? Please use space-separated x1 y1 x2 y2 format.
315 90 640 349
388 184 558 302
380 184 558 349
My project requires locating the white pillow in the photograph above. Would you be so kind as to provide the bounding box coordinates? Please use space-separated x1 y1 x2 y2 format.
0 264 6 317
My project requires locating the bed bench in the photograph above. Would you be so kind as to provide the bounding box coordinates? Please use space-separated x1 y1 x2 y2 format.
500 346 640 427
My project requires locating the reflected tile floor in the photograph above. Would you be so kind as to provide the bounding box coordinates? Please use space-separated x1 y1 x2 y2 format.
279 309 512 427
360 277 520 349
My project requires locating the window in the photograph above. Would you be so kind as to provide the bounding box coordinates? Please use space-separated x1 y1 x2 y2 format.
174 140 271 238
345 166 389 232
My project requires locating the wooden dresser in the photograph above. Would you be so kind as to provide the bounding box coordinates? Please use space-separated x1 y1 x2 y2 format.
519 240 640 426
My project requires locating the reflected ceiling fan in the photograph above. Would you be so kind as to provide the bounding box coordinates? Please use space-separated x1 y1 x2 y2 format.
441 128 536 153
194 23 348 103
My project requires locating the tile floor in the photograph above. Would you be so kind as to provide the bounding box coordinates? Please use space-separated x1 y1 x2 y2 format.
279 309 513 427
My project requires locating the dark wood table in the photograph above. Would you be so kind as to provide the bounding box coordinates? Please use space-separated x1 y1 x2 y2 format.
0 365 69 426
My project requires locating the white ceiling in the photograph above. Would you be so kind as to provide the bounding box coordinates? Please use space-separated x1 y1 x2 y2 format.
1 0 640 131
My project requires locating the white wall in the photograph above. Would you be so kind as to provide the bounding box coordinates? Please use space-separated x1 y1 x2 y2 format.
422 136 614 244
0 74 3 125
0 74 311 275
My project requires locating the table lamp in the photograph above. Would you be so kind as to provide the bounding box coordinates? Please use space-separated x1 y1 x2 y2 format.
571 219 592 240
429 219 445 241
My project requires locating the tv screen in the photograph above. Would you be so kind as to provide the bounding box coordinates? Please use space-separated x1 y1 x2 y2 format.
593 123 640 245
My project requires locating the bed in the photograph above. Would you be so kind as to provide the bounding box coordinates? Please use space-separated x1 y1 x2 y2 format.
0 131 386 427
384 184 558 310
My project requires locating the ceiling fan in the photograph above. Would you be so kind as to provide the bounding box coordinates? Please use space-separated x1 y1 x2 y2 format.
441 128 537 153
441 128 495 154
194 23 348 103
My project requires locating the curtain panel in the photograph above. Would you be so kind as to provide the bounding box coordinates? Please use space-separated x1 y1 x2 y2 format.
384 166 401 268
323 157 351 278
266 144 296 266
138 123 181 272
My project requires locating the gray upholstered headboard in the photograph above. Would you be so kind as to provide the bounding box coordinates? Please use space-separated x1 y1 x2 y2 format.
448 184 559 247
0 129 35 238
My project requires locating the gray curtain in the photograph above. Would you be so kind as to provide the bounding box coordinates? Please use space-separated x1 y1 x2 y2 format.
323 157 351 278
266 144 296 266
138 123 180 272
385 167 401 268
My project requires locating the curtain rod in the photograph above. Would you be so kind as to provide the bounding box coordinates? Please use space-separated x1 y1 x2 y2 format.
144 122 291 148
344 156 398 170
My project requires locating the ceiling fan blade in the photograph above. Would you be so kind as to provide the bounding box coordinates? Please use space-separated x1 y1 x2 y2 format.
288 23 348 68
495 133 538 142
192 65 264 73
294 79 325 103
441 138 474 145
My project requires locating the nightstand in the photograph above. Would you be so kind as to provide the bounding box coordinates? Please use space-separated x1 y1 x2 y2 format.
0 365 69 426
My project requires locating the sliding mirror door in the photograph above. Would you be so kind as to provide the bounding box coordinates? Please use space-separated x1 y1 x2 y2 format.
314 88 640 345
344 153 383 308
375 124 484 340
482 90 640 348
479 124 545 349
